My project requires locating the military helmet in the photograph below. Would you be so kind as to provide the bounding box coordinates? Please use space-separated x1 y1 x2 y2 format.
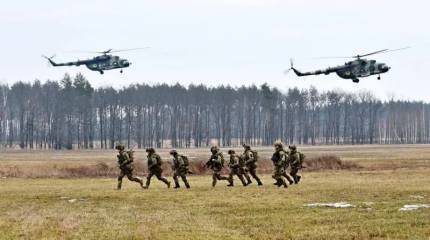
210 146 219 152
169 149 178 155
228 149 235 154
115 144 125 151
288 145 297 151
242 143 251 149
146 147 155 153
273 141 284 148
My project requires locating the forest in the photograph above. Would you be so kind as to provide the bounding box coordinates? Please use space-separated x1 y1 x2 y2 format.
1 73 429 149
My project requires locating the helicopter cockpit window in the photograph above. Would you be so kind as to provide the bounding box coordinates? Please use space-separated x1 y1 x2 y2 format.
370 60 376 64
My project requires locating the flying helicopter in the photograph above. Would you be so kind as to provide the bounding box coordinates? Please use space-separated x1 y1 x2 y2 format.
286 48 409 83
42 48 148 74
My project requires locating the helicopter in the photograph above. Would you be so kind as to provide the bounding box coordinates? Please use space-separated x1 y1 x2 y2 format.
43 48 148 74
286 48 408 83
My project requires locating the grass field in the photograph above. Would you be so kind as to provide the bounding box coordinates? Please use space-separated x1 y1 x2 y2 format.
1 145 430 239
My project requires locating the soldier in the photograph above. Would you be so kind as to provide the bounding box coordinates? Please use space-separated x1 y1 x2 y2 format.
169 150 191 189
206 146 232 187
271 142 289 189
144 148 171 189
242 144 263 186
288 145 303 184
227 150 248 187
115 144 144 190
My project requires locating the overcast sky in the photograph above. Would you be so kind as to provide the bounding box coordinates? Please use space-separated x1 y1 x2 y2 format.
0 0 429 100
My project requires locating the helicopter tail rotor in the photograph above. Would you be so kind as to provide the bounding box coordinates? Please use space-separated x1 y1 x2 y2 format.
284 58 295 75
42 54 58 66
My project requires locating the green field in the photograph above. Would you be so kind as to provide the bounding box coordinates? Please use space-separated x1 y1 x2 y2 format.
1 145 430 239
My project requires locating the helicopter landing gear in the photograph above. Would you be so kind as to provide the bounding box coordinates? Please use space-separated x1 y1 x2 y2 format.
352 78 359 83
120 69 123 73
377 75 381 80
99 70 104 75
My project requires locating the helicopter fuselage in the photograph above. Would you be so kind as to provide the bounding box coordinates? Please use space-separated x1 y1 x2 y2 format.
46 54 131 74
292 58 390 83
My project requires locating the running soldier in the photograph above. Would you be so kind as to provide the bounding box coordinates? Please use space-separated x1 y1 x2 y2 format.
271 142 289 189
115 144 144 190
206 146 232 187
144 148 171 189
227 150 248 187
242 144 263 186
288 145 303 184
170 150 191 189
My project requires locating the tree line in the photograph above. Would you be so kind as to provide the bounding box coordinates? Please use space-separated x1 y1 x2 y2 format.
1 73 429 150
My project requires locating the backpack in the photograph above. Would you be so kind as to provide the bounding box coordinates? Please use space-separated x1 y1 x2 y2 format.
218 153 225 167
181 155 189 167
251 150 259 162
127 149 135 161
298 152 305 166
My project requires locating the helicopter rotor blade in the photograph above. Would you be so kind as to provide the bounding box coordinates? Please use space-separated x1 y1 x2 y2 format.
313 47 410 60
102 47 151 53
41 54 55 60
355 49 389 58
355 47 410 58
284 68 292 75
312 56 351 60
69 47 150 54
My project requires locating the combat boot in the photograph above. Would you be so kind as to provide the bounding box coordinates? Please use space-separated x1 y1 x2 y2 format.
293 175 299 184
239 177 247 186
139 179 145 189
282 179 288 189
296 175 301 184
174 181 180 189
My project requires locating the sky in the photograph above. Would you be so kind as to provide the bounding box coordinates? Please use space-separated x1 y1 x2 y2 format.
0 0 429 101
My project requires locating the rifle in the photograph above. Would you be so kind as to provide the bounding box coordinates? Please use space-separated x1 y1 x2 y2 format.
205 159 213 168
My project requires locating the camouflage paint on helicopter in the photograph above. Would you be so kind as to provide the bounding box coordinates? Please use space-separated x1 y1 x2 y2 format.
287 48 408 83
43 48 147 74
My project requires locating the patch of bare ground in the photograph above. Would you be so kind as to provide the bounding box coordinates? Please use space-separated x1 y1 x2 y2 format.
303 155 362 171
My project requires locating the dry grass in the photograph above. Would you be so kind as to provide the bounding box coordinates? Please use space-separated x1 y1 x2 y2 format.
304 155 362 171
0 145 430 239
0 156 359 178
0 170 430 239
1 145 430 178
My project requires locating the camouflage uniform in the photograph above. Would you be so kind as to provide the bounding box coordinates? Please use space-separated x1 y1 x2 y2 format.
115 144 144 190
271 142 289 188
206 146 231 187
170 150 190 189
288 145 302 184
145 148 171 189
227 150 247 187
242 144 263 186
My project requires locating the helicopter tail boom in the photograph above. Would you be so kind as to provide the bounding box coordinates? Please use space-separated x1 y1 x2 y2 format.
285 59 329 77
291 68 308 76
